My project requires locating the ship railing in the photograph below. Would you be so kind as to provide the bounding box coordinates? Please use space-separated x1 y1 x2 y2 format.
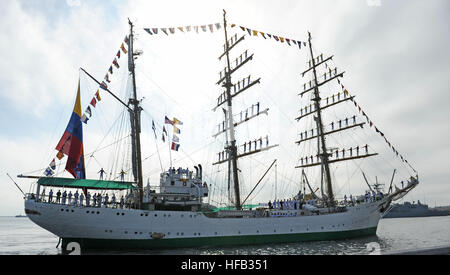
337 193 386 207
25 193 36 201
144 184 209 199
28 193 139 210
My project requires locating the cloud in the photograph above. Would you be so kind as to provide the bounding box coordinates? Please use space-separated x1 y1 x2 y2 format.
66 0 81 7
0 1 127 117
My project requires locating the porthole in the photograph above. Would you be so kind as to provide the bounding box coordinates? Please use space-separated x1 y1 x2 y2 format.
122 213 125 216
154 214 157 217
116 213 120 215
97 211 100 214
61 209 64 212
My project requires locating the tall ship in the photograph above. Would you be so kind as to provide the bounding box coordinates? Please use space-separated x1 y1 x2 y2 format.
18 12 419 252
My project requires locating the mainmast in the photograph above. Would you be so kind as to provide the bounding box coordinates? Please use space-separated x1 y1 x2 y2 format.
295 32 377 207
214 10 278 210
307 32 334 206
128 19 144 207
222 10 241 210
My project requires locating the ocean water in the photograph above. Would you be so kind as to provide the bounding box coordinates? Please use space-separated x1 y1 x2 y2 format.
1 215 449 255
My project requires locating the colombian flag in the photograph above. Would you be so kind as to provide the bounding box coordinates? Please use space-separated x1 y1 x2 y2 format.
55 79 86 179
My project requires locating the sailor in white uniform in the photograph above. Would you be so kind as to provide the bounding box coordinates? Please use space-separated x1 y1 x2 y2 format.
74 190 79 206
104 194 109 208
79 192 84 206
111 194 116 208
62 191 67 205
97 194 102 208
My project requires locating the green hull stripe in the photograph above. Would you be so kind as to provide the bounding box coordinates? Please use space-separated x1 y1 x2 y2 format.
62 227 377 250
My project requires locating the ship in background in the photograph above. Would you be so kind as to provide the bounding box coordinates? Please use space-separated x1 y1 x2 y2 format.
383 201 450 218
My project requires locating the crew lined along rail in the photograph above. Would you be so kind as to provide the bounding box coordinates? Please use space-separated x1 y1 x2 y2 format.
30 191 133 209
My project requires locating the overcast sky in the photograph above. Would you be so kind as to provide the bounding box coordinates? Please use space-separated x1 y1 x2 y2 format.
0 0 449 215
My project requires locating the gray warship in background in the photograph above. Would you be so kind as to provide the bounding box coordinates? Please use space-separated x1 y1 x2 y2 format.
383 201 450 218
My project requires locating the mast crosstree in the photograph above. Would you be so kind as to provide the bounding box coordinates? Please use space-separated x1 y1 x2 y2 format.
214 10 278 210
297 32 377 207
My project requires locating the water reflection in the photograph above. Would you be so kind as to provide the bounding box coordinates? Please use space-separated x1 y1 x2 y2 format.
3 216 450 255
80 235 391 255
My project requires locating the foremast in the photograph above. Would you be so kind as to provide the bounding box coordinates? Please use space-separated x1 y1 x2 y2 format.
222 11 241 210
214 10 278 210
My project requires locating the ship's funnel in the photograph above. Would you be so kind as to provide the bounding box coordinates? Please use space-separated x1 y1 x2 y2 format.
198 164 202 180
194 166 199 178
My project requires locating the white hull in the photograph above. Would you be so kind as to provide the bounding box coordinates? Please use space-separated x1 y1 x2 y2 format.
24 197 387 249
